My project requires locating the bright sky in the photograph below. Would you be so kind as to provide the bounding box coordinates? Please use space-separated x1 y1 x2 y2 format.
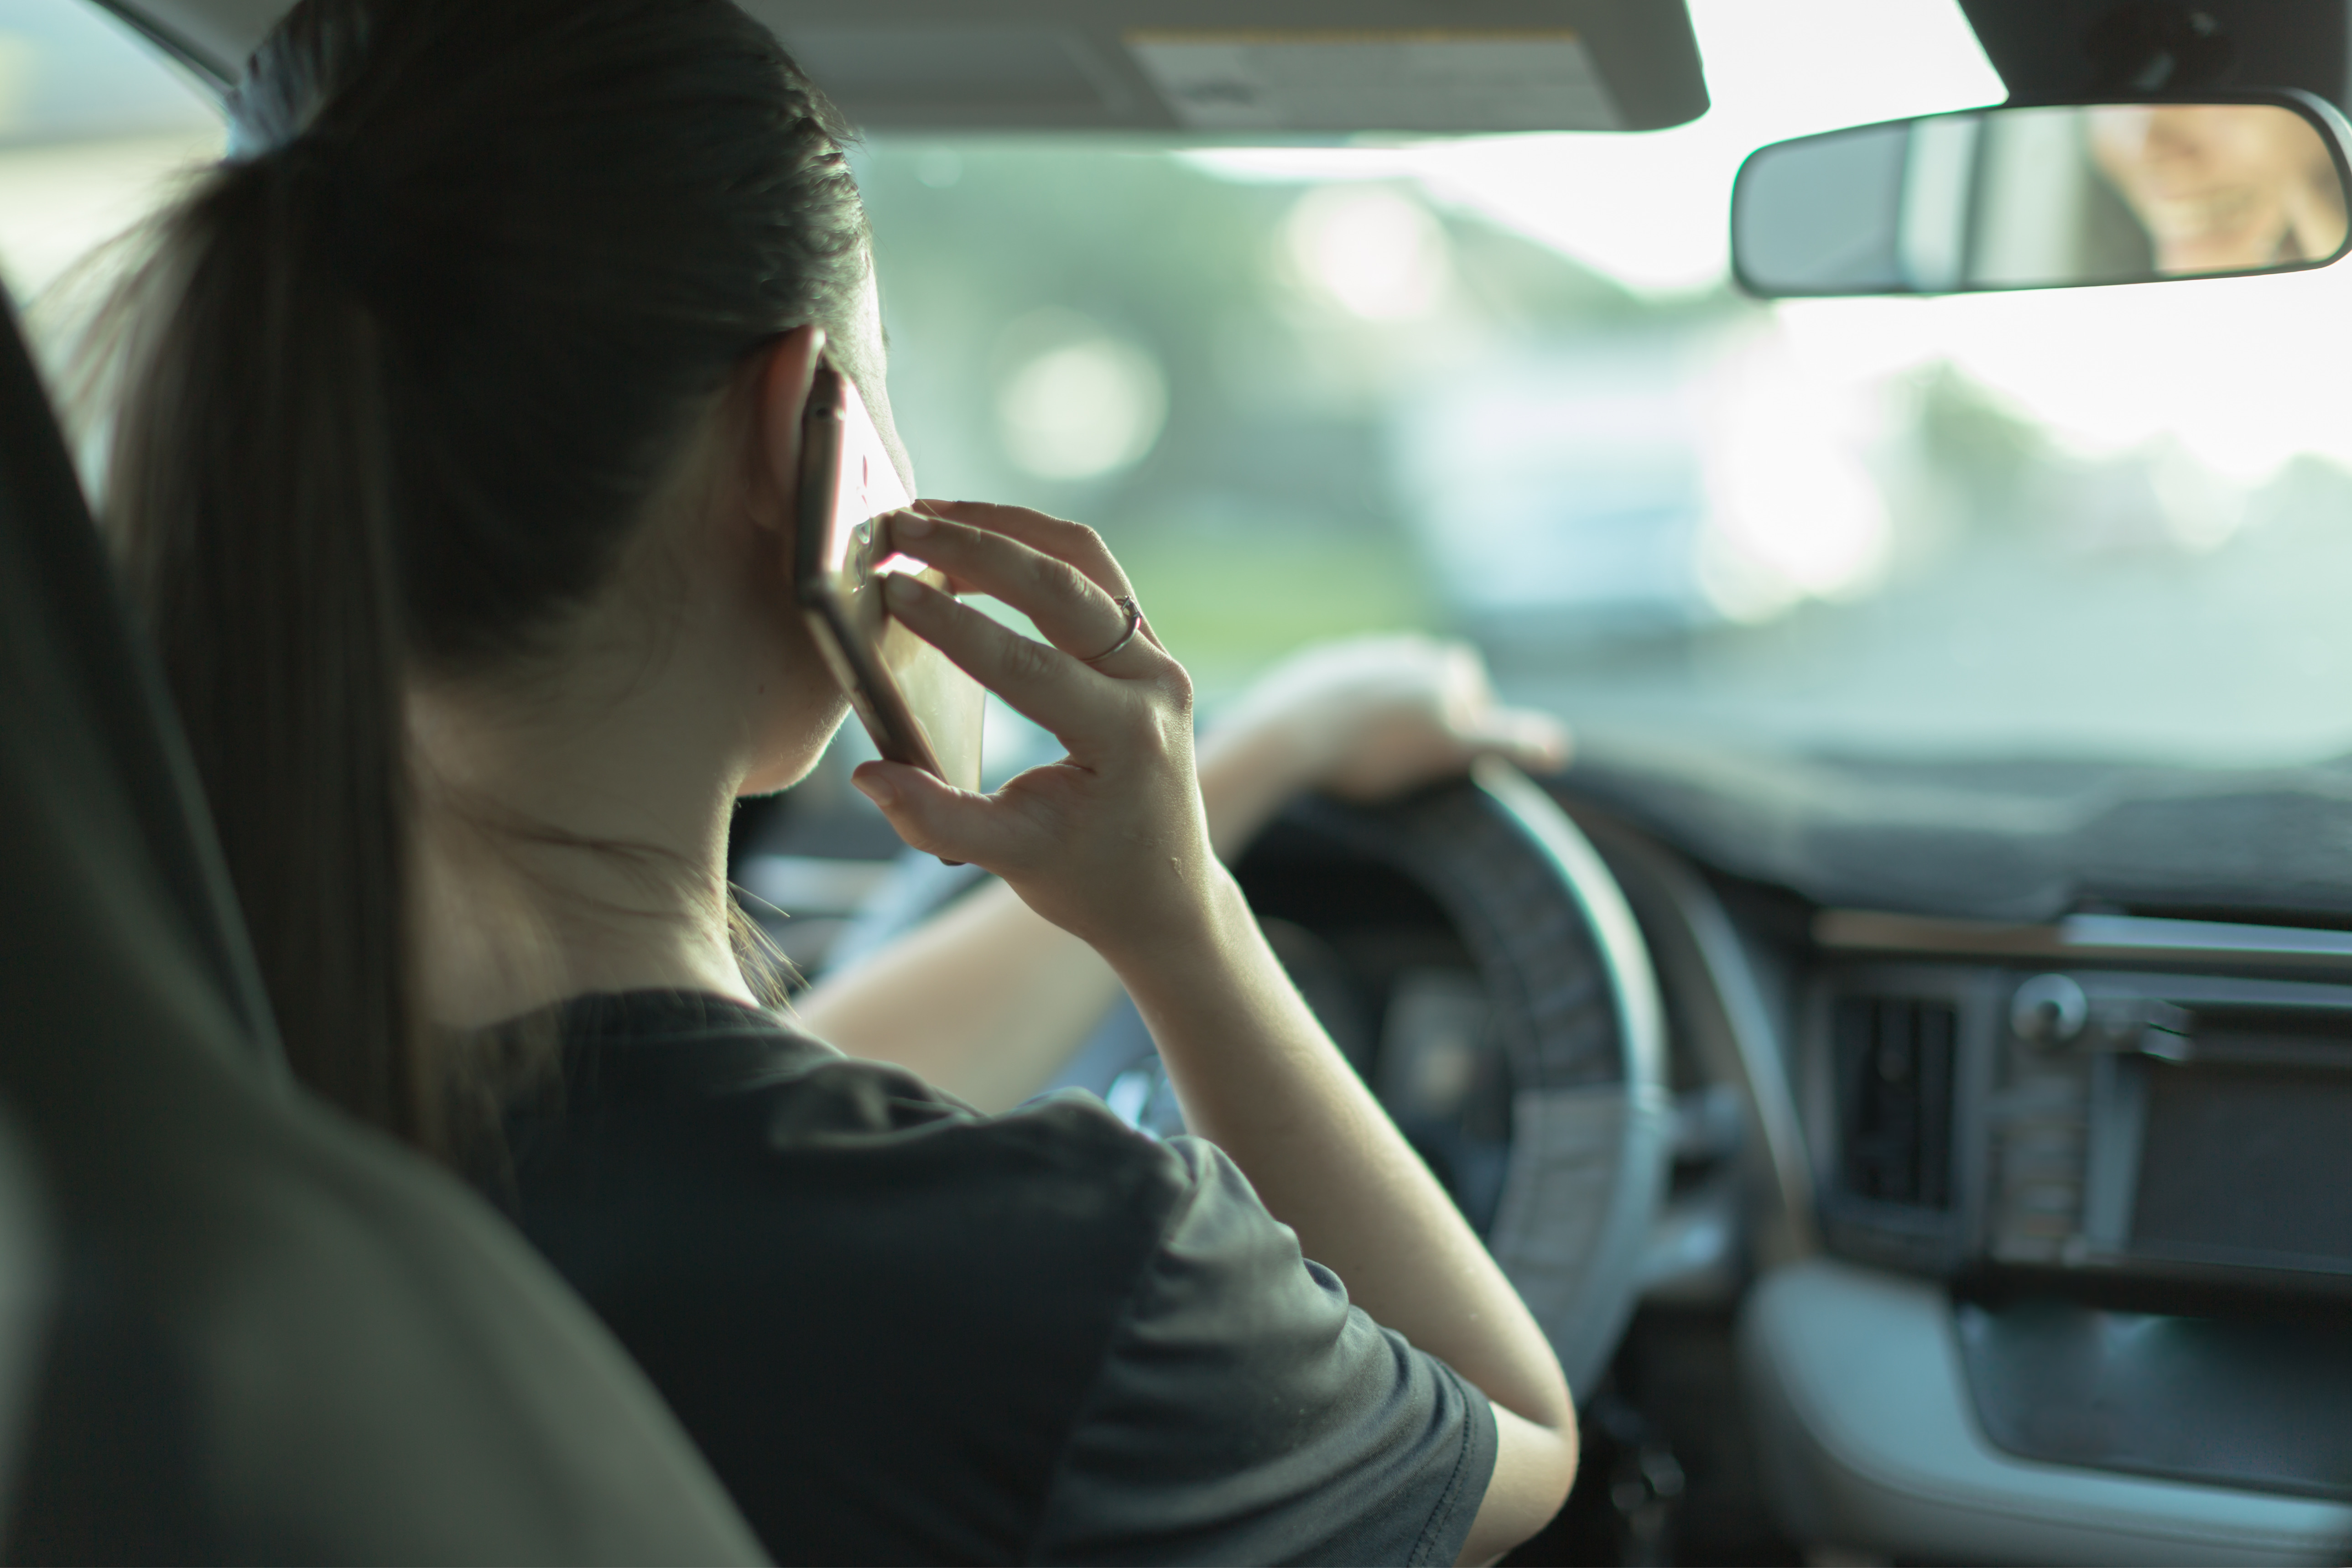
1193 0 2352 484
1420 0 2007 291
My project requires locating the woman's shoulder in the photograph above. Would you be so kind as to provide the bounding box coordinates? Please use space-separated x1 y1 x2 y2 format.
514 988 1199 1231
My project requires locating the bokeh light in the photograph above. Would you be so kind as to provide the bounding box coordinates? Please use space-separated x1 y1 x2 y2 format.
1281 186 1453 320
993 309 1169 481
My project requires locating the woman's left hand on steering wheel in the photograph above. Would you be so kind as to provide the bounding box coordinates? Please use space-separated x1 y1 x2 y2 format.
1194 634 1569 855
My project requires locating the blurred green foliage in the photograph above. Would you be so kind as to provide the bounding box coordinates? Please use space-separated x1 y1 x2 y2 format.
853 141 1694 694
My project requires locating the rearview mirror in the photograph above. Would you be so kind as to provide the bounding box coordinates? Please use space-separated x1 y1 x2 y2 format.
1732 94 2352 297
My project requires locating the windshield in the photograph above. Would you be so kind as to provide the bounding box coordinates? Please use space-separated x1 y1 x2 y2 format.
858 0 2352 769
12 0 2352 771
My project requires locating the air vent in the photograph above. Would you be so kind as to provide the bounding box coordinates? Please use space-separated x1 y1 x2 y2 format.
1833 996 1956 1210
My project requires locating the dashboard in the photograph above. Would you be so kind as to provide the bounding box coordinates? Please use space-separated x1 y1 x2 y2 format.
1570 797 2352 1566
744 756 2352 1566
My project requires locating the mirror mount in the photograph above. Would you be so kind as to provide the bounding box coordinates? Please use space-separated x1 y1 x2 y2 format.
2083 2 2236 96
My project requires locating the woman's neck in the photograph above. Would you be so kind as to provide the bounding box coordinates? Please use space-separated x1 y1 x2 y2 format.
405 457 853 1028
409 642 759 1028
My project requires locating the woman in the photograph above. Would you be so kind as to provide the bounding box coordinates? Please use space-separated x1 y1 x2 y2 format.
96 0 1578 1560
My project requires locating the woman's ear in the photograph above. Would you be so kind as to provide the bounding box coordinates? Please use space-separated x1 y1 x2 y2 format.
749 324 826 537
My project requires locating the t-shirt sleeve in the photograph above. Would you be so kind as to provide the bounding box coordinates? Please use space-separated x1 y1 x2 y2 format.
1030 1135 1499 1568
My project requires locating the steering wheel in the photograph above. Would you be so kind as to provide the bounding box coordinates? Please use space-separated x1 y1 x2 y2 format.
831 760 1671 1395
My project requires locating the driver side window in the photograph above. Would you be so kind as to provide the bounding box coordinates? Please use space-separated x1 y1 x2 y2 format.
0 0 219 330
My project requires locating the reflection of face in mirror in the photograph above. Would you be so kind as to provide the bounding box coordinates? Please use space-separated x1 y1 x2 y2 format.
2087 105 2349 275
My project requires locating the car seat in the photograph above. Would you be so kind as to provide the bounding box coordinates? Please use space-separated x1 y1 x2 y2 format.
0 293 765 1564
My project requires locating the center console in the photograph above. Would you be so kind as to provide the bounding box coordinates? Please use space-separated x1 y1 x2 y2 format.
1742 922 2352 1558
1790 930 2352 1516
1805 961 2352 1295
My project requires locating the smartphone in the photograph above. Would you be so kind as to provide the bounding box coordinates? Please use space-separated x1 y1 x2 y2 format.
795 363 985 792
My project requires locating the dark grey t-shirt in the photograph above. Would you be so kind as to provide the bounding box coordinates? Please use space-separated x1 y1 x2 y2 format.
489 992 1494 1566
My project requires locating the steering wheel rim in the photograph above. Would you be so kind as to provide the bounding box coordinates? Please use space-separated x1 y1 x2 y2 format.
823 761 1672 1396
1266 760 1672 1394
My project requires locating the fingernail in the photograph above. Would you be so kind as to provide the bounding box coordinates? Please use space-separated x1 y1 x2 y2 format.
884 574 921 609
852 773 896 807
893 510 933 539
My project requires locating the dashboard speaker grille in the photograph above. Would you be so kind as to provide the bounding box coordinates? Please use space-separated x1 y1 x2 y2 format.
1833 996 1956 1210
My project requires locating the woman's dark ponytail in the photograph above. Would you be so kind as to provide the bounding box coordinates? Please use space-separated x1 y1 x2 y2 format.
108 147 425 1139
97 0 869 1151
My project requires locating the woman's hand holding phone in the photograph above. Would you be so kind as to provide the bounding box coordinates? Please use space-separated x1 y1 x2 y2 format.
847 500 1233 965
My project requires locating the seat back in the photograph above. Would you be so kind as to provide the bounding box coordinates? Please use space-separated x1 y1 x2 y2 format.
0 298 765 1564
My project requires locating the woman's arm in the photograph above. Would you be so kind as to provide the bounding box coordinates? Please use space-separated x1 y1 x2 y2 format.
853 507 1577 1562
791 878 1111 1110
1109 870 1578 1568
797 636 1566 1110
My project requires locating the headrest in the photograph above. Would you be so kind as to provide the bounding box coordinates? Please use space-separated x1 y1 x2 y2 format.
0 299 764 1563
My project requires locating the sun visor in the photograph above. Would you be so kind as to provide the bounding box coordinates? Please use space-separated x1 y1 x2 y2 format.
759 2 1708 133
104 0 1708 133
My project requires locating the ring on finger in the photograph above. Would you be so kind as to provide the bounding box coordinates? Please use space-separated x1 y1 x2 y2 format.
1082 595 1145 665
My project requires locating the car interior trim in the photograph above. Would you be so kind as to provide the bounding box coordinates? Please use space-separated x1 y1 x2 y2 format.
91 0 238 86
1739 1260 2352 1567
1804 957 2352 1295
1953 1296 2352 1502
1816 907 2352 969
1571 807 1820 1266
1800 963 1987 1278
